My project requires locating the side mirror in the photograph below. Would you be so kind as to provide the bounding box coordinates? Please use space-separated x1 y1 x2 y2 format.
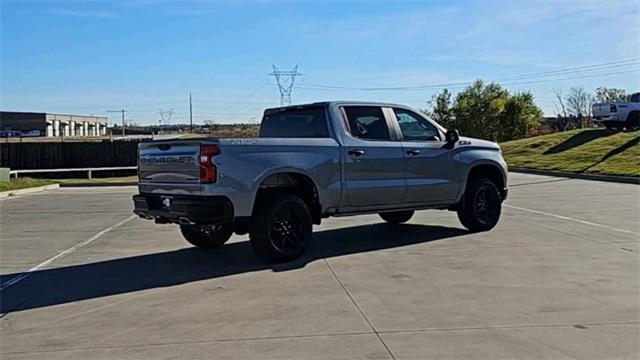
444 129 459 149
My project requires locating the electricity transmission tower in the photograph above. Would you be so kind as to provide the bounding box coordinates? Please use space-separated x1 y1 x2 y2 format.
268 65 302 106
158 108 174 126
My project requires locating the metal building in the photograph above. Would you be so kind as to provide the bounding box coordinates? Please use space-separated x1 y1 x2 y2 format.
0 111 108 137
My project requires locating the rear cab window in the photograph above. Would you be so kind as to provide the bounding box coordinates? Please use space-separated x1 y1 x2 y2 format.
259 106 329 138
342 106 391 141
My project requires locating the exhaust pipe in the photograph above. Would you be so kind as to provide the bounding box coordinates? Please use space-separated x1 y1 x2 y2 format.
178 217 195 225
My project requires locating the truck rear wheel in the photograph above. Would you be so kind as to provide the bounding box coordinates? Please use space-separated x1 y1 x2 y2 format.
379 210 414 224
180 224 233 248
625 111 639 130
249 193 313 262
457 178 502 232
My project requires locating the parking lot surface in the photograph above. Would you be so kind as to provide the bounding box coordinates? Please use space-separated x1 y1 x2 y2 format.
1 173 638 359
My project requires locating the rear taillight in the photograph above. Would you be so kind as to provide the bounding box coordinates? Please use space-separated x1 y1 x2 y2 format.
610 104 617 112
199 144 220 183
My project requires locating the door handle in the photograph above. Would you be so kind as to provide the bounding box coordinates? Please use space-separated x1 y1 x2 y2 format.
348 149 365 157
406 149 421 156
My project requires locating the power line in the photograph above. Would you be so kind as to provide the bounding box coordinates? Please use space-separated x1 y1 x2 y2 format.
491 59 640 81
300 58 640 91
209 84 277 123
499 68 640 86
200 82 269 122
297 67 640 92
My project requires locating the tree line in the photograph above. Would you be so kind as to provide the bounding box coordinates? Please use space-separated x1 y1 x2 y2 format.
423 81 630 142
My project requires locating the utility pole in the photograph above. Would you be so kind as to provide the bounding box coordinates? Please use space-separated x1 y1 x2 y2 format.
106 109 127 137
268 65 303 106
189 93 193 132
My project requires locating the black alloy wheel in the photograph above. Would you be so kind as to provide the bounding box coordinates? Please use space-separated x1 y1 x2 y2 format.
250 193 313 262
457 178 502 232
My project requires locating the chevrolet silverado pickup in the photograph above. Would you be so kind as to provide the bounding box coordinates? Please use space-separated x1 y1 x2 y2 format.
592 92 639 130
133 101 508 262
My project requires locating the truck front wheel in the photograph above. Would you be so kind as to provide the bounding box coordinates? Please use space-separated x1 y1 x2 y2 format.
457 178 502 232
249 193 312 262
180 224 233 248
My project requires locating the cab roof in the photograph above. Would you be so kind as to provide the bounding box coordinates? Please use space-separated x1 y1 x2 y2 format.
264 101 412 114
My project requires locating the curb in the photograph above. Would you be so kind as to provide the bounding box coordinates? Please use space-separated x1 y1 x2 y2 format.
0 184 60 198
510 168 639 185
59 182 138 187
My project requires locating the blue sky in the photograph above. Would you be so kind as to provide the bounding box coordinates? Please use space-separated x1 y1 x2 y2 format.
1 0 639 125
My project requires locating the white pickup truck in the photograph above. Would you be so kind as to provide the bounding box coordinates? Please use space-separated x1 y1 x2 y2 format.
591 92 639 130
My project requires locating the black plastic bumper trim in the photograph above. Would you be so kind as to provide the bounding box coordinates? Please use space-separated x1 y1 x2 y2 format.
133 194 234 224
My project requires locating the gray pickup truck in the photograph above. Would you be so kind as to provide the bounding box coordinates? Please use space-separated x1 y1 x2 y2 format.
133 101 508 262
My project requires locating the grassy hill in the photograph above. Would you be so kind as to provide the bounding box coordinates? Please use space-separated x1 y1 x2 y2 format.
501 129 639 177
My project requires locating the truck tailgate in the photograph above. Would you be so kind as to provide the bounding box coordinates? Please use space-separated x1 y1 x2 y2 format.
139 141 201 183
592 103 610 118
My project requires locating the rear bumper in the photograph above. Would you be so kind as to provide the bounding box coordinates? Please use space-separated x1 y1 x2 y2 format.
593 115 620 121
133 194 234 225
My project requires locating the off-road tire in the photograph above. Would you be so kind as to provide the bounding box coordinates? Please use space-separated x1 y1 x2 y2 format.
180 224 233 248
379 210 414 224
249 193 313 262
625 112 639 130
457 178 502 232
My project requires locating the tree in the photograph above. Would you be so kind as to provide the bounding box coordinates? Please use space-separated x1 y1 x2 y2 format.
594 87 627 102
552 88 570 131
424 80 543 141
566 87 591 116
453 80 509 141
497 92 542 142
565 87 592 128
423 88 454 129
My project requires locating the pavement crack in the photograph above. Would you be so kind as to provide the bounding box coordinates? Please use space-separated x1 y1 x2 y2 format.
322 258 397 360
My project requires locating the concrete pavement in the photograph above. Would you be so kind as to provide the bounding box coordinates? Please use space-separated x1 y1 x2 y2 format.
0 173 638 359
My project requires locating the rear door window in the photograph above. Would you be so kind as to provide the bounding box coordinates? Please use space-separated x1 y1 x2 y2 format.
343 106 391 141
259 107 329 138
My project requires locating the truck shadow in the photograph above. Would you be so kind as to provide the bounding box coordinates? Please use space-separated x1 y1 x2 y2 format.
0 223 467 314
580 135 640 172
543 128 617 155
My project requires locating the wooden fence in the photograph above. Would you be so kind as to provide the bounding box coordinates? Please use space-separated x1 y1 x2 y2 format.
0 140 140 170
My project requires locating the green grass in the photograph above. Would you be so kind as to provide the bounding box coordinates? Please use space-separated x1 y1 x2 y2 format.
0 178 55 192
501 128 640 177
